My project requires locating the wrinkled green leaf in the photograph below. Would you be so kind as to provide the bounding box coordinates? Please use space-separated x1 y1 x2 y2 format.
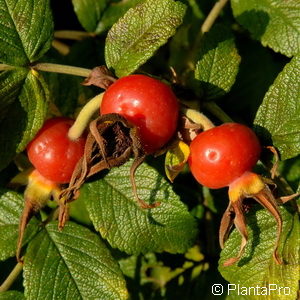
0 188 38 261
96 0 142 34
82 161 197 254
72 0 108 32
219 206 299 300
278 156 300 191
231 0 300 57
17 71 49 152
0 69 28 113
254 55 300 160
0 0 53 65
221 38 285 124
0 71 49 171
23 222 128 300
0 291 25 300
195 24 241 99
105 0 186 77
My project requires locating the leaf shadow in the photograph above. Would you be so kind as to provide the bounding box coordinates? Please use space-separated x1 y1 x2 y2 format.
237 206 261 266
253 124 273 146
145 174 170 227
235 9 270 40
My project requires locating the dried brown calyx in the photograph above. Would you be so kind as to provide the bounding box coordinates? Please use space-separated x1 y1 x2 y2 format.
59 113 160 229
82 66 116 89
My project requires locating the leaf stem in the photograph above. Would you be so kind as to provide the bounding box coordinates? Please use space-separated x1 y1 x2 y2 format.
0 63 14 71
33 63 92 78
54 30 95 41
68 93 104 140
203 102 234 123
0 261 23 292
188 0 229 69
201 0 229 34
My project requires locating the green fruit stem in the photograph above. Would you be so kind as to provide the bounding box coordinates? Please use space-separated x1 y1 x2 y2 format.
0 262 23 292
182 107 215 130
68 93 104 140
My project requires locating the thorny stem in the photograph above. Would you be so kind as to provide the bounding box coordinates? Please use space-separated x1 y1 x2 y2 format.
181 107 215 130
68 93 104 140
0 262 23 292
54 30 95 41
33 63 92 78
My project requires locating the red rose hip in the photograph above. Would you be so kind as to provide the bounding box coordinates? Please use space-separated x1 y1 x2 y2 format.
100 74 179 153
188 123 261 189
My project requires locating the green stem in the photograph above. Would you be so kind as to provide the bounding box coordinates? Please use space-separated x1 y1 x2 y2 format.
189 0 229 67
52 39 70 55
33 63 91 78
68 93 104 140
201 0 229 33
0 262 23 292
182 107 215 130
54 30 95 41
203 102 234 123
0 63 14 71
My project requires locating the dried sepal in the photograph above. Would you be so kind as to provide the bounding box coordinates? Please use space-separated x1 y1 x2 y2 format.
59 113 159 228
82 66 116 89
222 171 284 266
219 202 235 249
266 146 280 179
17 169 60 261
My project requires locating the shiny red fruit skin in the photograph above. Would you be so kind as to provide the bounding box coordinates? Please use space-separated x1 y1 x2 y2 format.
188 123 261 189
100 74 179 153
27 117 86 184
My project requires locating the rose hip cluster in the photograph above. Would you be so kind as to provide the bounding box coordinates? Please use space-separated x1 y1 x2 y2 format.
20 74 285 266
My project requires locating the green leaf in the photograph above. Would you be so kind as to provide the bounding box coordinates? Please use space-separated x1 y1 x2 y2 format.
254 55 300 160
231 0 300 57
194 24 241 99
219 206 299 300
82 161 198 254
221 38 285 124
0 188 38 261
0 71 49 170
0 291 25 300
23 222 128 300
279 156 300 191
0 69 28 113
0 0 53 65
72 0 108 32
17 71 49 152
96 0 142 34
105 0 186 77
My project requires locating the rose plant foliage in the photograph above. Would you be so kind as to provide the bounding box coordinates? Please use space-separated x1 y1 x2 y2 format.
0 0 299 299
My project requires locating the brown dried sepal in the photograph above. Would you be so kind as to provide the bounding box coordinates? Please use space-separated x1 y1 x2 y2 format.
59 113 159 229
220 172 283 267
82 66 116 89
17 169 60 262
178 115 203 144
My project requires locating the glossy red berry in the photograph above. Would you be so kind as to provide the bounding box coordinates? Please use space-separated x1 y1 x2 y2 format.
100 74 179 153
188 123 261 189
27 117 86 184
